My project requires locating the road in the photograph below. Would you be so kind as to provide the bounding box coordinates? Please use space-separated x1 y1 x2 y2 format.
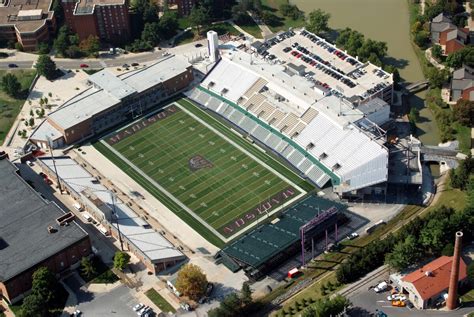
0 49 166 70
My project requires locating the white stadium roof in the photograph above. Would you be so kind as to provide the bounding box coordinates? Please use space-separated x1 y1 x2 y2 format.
194 48 389 192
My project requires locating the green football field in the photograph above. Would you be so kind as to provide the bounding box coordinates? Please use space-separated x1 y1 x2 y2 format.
102 103 302 240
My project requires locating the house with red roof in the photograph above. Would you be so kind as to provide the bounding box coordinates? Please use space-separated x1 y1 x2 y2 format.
391 256 467 309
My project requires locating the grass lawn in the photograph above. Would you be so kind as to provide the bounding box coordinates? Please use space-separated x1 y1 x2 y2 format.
99 103 300 240
94 98 313 247
261 0 306 33
234 16 263 38
145 288 176 313
453 122 471 155
175 23 240 46
461 289 474 305
0 69 36 145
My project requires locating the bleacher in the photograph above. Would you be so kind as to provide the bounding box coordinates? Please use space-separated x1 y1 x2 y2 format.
186 86 338 189
219 195 346 276
300 107 319 124
255 101 276 121
244 78 268 99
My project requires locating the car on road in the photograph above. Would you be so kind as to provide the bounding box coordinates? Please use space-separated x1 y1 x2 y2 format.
133 303 144 311
8 63 18 68
195 43 203 47
131 62 139 66
26 160 34 166
80 64 89 68
122 63 129 68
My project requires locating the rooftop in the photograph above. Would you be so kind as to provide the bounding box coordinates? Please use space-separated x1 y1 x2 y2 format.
73 0 125 15
39 156 185 263
0 158 88 282
222 195 345 268
402 255 467 300
47 54 191 131
264 29 392 101
0 0 54 33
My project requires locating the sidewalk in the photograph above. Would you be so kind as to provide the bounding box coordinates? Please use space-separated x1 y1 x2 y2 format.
425 47 446 70
247 11 273 38
228 20 262 39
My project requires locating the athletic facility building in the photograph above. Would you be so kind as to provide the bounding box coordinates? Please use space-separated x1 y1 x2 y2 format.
218 195 348 280
38 156 186 274
30 54 193 149
187 29 392 196
0 156 91 304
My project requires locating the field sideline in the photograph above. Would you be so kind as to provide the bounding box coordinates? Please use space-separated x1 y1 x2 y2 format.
95 98 314 246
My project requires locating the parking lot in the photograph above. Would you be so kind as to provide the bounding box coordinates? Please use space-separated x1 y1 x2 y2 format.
347 273 474 317
258 29 391 101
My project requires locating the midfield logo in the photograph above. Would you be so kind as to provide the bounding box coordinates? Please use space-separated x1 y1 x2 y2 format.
188 155 213 171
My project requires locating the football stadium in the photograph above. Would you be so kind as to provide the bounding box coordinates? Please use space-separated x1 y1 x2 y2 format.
96 102 306 243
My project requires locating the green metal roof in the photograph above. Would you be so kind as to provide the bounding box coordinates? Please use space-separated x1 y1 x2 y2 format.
197 86 341 185
221 195 346 268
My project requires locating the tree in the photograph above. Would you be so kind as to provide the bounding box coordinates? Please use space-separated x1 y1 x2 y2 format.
385 235 421 270
468 261 474 285
189 5 210 36
427 67 449 88
37 42 49 54
79 35 100 57
19 293 46 317
81 256 97 280
175 263 208 301
261 11 280 27
306 9 330 35
301 295 350 317
432 45 443 61
208 293 242 317
35 55 57 80
113 251 130 270
53 26 70 56
441 243 454 256
241 282 252 306
141 22 161 46
414 30 430 48
157 12 179 40
1 73 21 97
452 99 474 127
29 117 35 127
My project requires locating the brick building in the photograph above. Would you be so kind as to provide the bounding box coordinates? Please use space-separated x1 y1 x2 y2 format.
0 0 56 51
430 13 470 56
0 157 91 304
61 0 130 43
450 66 474 102
30 54 194 148
167 0 196 15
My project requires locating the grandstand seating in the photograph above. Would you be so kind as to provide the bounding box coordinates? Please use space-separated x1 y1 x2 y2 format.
255 101 276 121
300 107 319 124
244 93 266 110
287 122 307 137
276 113 299 132
268 109 286 126
244 78 268 99
186 87 334 189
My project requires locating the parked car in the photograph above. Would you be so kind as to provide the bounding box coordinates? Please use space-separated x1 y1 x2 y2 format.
122 64 129 68
39 172 47 178
131 62 139 66
80 64 89 68
26 160 34 166
392 300 406 307
347 232 359 240
137 306 149 316
133 303 145 311
195 43 203 48
374 281 388 293
8 63 18 68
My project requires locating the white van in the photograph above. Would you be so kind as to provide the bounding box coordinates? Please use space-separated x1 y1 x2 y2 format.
374 281 388 293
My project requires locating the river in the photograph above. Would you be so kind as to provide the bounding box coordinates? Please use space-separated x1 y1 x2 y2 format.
291 0 441 145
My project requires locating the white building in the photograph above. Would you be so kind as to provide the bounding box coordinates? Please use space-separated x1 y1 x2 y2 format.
187 32 392 196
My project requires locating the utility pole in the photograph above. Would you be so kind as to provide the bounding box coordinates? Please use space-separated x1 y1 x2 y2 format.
111 192 124 251
46 136 63 194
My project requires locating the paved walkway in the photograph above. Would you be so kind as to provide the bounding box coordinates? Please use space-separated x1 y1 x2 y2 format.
466 2 474 31
425 47 446 70
228 20 262 39
248 11 273 38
